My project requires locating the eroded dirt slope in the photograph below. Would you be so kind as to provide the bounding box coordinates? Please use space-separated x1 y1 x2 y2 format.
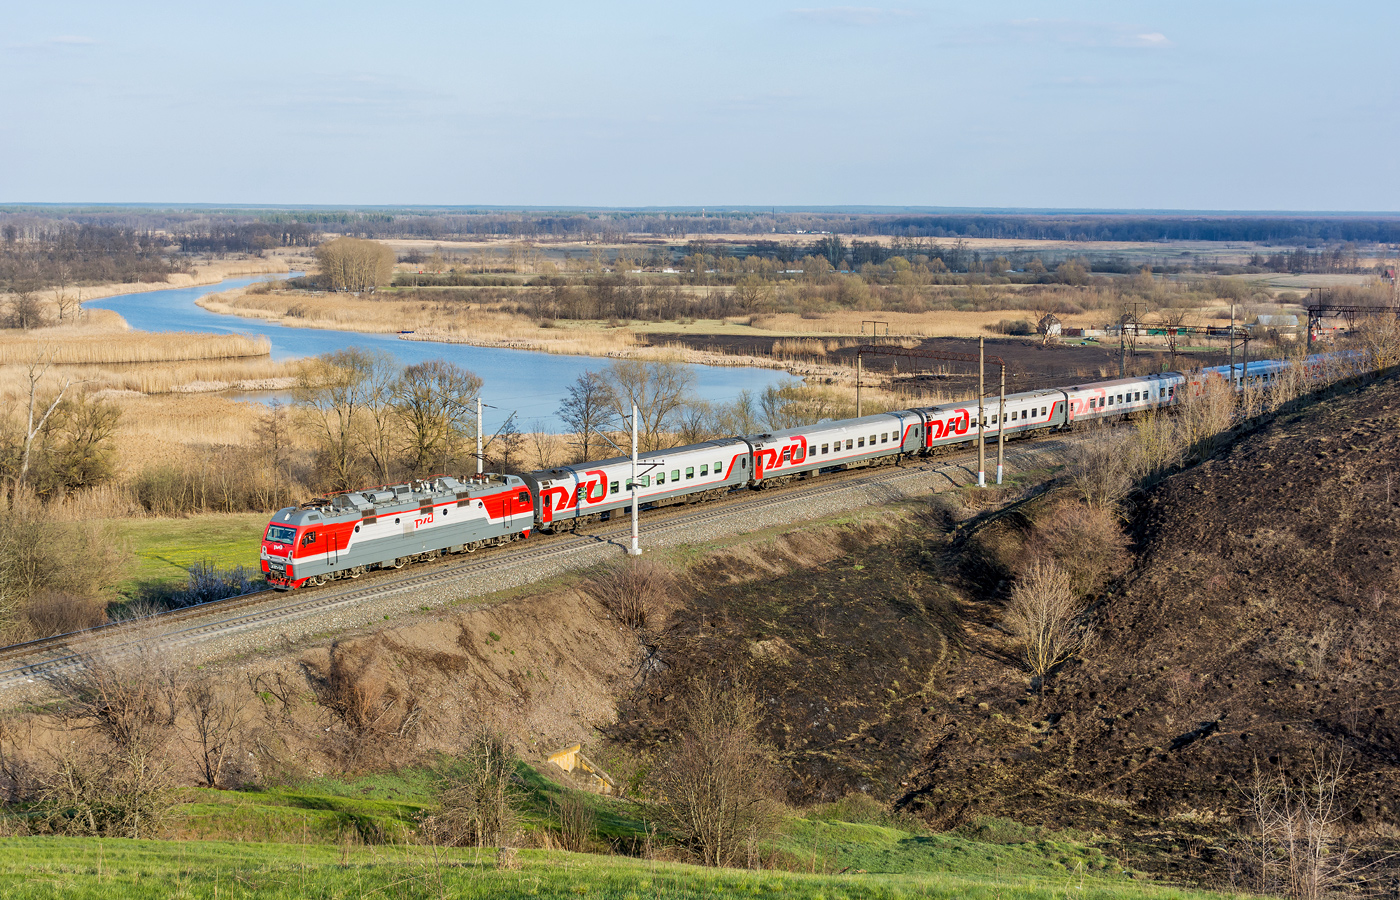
902 375 1400 878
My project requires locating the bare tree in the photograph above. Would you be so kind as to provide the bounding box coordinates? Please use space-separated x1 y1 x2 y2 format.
181 672 245 788
313 237 395 292
1239 751 1355 899
605 360 696 452
643 676 781 868
557 371 616 462
11 352 72 498
1002 561 1092 681
392 359 481 476
526 419 563 470
426 730 522 848
294 348 393 492
5 289 47 329
354 353 403 484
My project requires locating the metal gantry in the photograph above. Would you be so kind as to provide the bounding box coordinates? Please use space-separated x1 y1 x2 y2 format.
1306 295 1400 349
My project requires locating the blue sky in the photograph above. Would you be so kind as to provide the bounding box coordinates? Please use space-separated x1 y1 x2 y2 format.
2 1 1397 210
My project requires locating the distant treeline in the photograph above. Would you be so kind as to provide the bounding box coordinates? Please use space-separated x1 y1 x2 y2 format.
173 222 318 254
0 224 180 292
3 206 1400 248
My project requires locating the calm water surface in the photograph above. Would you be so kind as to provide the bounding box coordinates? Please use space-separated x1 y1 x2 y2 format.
87 275 785 430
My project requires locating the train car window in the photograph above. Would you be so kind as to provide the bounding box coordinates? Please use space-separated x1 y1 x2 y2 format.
869 434 877 444
354 525 360 533
671 469 680 481
780 449 789 462
741 458 747 468
395 517 401 523
857 437 865 448
700 464 709 476
609 481 619 494
640 475 650 487
1041 407 1047 415
518 491 529 503
846 439 853 450
625 478 633 490
715 460 723 472
303 531 316 545
821 444 829 454
685 467 695 479
881 433 888 443
656 472 665 485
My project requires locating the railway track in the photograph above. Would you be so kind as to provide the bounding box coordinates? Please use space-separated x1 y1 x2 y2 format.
0 435 1070 693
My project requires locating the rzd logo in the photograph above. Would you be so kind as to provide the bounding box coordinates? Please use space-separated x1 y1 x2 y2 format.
414 515 434 529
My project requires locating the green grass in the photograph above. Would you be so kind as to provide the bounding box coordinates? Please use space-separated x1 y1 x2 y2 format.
2 761 1249 898
0 836 1249 900
106 513 269 594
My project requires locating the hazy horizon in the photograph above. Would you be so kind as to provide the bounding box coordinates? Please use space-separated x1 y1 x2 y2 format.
4 1 1397 211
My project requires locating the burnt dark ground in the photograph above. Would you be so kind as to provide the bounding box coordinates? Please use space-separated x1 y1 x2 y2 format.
639 331 1246 396
607 372 1400 890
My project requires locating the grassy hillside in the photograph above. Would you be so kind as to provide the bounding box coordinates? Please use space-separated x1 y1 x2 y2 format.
0 836 1251 900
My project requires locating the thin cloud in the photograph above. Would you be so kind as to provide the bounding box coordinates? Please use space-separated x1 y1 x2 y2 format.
49 35 98 45
1122 32 1172 48
1005 18 1173 49
788 7 917 27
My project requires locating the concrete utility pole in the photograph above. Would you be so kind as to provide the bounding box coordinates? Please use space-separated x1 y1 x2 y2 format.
476 397 484 475
855 352 863 418
629 403 641 556
997 362 1006 485
1229 304 1236 384
977 337 986 488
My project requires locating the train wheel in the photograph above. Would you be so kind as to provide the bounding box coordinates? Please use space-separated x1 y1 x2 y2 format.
348 569 361 579
391 558 406 569
466 541 480 553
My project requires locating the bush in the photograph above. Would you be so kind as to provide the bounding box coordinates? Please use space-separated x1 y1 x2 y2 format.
23 589 107 638
582 557 674 630
425 732 523 848
1026 501 1130 597
0 509 125 642
992 319 1033 336
169 561 256 608
642 677 781 868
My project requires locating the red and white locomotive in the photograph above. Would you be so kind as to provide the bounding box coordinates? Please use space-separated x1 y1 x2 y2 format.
261 353 1321 588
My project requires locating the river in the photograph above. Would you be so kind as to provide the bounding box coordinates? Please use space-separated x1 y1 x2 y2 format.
85 275 786 430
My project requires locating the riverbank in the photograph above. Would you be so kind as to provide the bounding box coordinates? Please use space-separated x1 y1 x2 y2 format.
196 283 856 382
24 256 295 310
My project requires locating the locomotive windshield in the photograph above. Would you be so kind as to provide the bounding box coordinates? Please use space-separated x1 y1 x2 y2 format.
266 525 297 543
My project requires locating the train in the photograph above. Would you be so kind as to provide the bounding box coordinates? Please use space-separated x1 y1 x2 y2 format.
260 352 1348 589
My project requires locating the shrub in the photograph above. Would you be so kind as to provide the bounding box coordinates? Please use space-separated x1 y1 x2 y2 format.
582 557 675 631
642 676 781 868
169 561 256 608
23 589 107 638
1026 501 1130 597
1002 561 1092 680
426 732 523 848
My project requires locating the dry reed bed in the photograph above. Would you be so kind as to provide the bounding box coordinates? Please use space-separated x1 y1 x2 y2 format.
199 289 630 344
0 329 271 366
0 359 300 400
